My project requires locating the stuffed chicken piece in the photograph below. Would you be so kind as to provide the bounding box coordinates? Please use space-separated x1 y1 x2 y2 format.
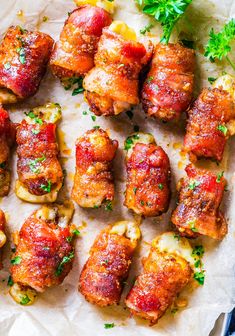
171 164 227 240
125 232 199 325
0 26 53 104
74 0 115 13
79 220 140 306
142 43 195 121
0 210 7 269
10 201 76 305
71 128 118 208
184 74 235 162
15 103 63 203
0 106 15 196
50 5 112 84
84 21 153 116
124 132 171 217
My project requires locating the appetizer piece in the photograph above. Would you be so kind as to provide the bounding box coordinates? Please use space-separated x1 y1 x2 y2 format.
71 128 118 208
84 21 152 116
171 164 227 240
79 220 140 306
126 232 198 325
15 103 63 203
10 201 75 305
0 26 53 104
0 106 15 196
142 43 195 121
74 0 115 14
0 210 7 269
50 5 112 83
184 74 235 162
124 133 171 217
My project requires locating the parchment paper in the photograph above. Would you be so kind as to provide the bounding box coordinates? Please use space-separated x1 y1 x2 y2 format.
0 0 235 335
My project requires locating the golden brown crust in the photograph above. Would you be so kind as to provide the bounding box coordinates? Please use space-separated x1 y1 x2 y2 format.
50 6 112 80
84 28 150 116
184 88 235 161
71 128 118 208
125 244 192 324
0 209 6 269
79 226 136 306
171 164 227 239
0 26 53 100
142 43 195 121
124 142 171 217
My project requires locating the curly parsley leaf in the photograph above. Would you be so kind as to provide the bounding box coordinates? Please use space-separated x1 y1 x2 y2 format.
204 19 235 70
136 0 192 44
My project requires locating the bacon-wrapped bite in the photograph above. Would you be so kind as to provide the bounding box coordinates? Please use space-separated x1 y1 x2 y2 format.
184 74 235 162
0 106 15 196
50 5 112 84
71 128 118 208
124 132 171 217
142 43 195 121
0 210 7 269
79 220 140 306
15 103 63 203
125 232 198 325
171 164 227 240
10 201 76 305
84 21 152 116
0 26 53 104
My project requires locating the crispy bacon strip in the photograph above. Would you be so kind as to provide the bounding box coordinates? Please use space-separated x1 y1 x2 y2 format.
50 5 112 82
84 27 152 116
142 43 195 121
79 221 140 306
10 202 75 305
125 232 193 325
15 104 63 203
0 26 53 104
0 210 7 269
0 106 15 196
184 87 235 162
71 128 118 208
171 164 227 239
124 133 171 217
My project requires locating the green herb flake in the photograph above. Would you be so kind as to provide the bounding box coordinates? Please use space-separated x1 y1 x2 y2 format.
140 23 154 35
7 275 14 287
56 252 74 276
173 234 180 241
192 245 204 258
217 124 228 136
193 270 205 285
40 180 52 193
194 259 201 268
133 187 138 194
29 155 46 174
104 323 115 329
126 110 133 119
188 180 200 190
4 62 11 70
105 201 113 211
16 47 26 64
208 77 217 84
216 171 224 183
11 256 22 265
158 183 164 190
188 219 198 232
147 76 154 83
72 229 80 236
91 115 96 122
20 295 31 305
0 162 6 169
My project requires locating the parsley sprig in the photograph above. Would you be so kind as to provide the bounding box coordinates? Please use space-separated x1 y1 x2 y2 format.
135 0 192 44
204 19 235 70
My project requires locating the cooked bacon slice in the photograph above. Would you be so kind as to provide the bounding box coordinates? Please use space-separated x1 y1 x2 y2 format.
171 164 227 239
50 5 112 82
142 43 195 121
15 104 63 203
0 210 7 269
0 106 15 196
10 201 75 305
84 24 152 116
71 128 118 208
0 26 53 104
124 133 171 217
79 221 140 306
125 232 193 325
184 86 235 162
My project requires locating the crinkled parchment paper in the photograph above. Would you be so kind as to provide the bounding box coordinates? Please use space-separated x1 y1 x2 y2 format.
0 0 235 335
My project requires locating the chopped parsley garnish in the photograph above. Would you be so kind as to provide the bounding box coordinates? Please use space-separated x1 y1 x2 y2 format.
147 76 154 83
217 124 228 136
55 252 74 276
173 233 180 241
72 229 80 236
193 270 205 285
188 219 198 232
25 111 43 125
40 180 52 193
11 256 22 265
20 295 31 305
216 171 224 183
29 155 46 174
16 47 26 64
158 183 164 190
82 111 88 115
194 259 201 268
105 201 113 211
126 110 133 119
188 180 200 190
93 125 100 129
192 245 204 258
104 323 115 329
0 162 6 169
31 128 40 135
140 23 154 35
124 134 140 150
91 115 96 122
208 77 217 84
7 275 14 287
133 187 138 194
4 62 11 70
64 77 84 95
204 19 235 70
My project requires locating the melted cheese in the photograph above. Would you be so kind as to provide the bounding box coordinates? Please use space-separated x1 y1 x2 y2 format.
109 21 137 41
110 220 141 244
0 88 18 104
213 74 235 101
126 132 155 158
25 103 62 125
9 283 37 306
0 230 6 248
74 0 115 13
152 232 197 270
15 180 62 204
